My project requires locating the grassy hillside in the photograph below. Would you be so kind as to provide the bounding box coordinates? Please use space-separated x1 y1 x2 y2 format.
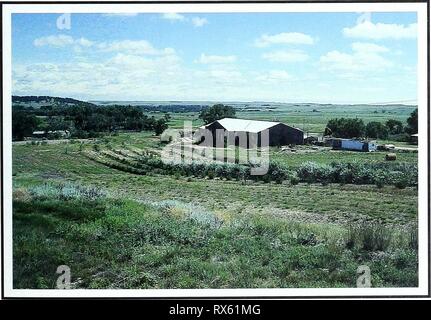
14 183 417 289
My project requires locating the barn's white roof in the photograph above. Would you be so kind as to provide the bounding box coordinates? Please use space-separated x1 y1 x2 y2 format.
206 118 281 133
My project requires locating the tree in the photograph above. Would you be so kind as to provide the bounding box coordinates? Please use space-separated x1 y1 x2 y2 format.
325 118 365 138
385 119 404 135
405 108 418 134
46 116 70 132
198 104 236 124
12 111 39 141
365 121 389 139
163 113 171 122
153 118 168 135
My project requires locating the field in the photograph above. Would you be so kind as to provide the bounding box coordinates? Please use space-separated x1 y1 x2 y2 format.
12 112 419 289
159 103 417 133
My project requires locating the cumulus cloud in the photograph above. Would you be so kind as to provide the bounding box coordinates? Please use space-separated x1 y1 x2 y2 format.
343 21 417 40
12 52 185 100
256 70 291 83
33 35 75 47
191 17 208 27
76 37 94 47
161 12 186 21
351 42 389 53
34 35 174 56
319 42 393 77
161 13 208 28
262 50 309 62
97 40 175 55
254 32 314 47
196 53 237 64
101 13 139 17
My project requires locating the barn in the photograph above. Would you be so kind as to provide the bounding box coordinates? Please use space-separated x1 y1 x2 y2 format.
198 118 304 147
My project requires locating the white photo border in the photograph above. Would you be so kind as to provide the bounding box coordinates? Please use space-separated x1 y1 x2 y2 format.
1 0 429 298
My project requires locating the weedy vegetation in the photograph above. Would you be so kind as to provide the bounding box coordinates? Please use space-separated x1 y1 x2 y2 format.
13 183 417 289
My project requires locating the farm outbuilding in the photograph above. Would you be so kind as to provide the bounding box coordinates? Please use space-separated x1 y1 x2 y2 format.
325 138 377 152
198 118 304 148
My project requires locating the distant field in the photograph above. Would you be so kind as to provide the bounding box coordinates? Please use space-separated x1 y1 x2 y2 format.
161 103 417 133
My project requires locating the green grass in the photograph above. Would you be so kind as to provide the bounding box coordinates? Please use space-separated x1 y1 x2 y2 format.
271 149 417 168
13 183 418 289
12 134 418 226
163 103 416 133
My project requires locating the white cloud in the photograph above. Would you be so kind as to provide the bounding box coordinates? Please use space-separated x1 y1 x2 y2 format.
319 42 393 77
191 17 208 27
351 42 389 53
34 35 75 47
208 69 243 82
161 12 186 21
76 37 94 47
101 13 139 17
12 52 185 100
196 53 237 64
343 21 417 40
256 70 291 83
161 13 208 28
34 35 174 56
262 50 309 62
254 32 314 47
97 40 175 55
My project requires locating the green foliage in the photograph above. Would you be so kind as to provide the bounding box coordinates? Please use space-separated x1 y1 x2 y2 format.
153 118 168 135
346 222 393 251
325 118 365 138
405 109 418 134
12 111 39 141
89 147 418 188
296 161 417 188
13 184 418 289
12 103 171 141
386 119 404 135
198 104 236 124
365 121 389 139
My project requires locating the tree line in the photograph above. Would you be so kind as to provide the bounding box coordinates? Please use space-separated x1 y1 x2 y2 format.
12 104 169 141
324 109 418 141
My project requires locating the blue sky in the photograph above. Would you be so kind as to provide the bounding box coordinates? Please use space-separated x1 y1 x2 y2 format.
12 12 418 103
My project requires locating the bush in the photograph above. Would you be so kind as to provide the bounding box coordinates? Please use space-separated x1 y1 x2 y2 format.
29 183 106 201
346 222 393 252
394 177 409 189
95 152 417 188
365 121 389 139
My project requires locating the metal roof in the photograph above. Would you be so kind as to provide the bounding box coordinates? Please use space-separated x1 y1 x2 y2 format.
206 118 282 133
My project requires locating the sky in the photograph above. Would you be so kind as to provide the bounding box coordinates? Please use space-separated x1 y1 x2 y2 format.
11 12 418 103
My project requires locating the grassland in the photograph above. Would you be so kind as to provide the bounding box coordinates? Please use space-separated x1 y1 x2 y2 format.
13 184 417 289
13 135 418 226
165 103 417 133
12 127 418 289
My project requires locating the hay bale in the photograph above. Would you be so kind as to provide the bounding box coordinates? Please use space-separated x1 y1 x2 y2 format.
385 153 397 161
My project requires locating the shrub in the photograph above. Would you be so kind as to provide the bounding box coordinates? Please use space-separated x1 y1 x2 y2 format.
290 175 300 185
346 222 393 252
409 227 418 250
394 177 409 189
29 183 106 201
